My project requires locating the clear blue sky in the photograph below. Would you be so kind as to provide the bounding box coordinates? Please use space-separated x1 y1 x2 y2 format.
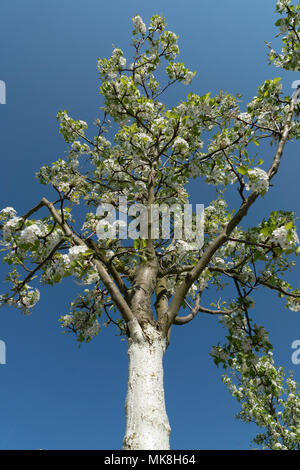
0 0 299 450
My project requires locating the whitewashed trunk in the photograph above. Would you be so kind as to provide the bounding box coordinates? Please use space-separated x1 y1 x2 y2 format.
123 318 171 450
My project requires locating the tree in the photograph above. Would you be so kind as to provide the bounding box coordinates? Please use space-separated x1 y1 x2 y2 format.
0 0 300 450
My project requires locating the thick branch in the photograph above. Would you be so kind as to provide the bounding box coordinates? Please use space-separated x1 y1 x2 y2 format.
41 198 134 324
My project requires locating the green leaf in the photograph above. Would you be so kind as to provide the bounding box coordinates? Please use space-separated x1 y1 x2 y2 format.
285 221 293 230
237 166 248 175
260 227 270 236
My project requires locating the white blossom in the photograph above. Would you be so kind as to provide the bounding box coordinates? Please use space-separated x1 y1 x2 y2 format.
271 226 299 249
0 207 17 218
238 112 252 124
246 168 269 194
132 15 146 35
2 217 23 240
68 245 89 262
19 223 46 245
173 137 189 154
183 71 195 85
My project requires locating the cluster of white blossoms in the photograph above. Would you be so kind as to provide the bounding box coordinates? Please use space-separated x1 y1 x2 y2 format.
56 110 88 143
239 265 256 284
137 101 156 120
111 48 126 68
166 62 195 85
246 78 284 130
132 15 146 35
286 296 300 312
133 132 154 150
276 0 291 11
42 254 71 284
237 112 252 124
0 207 17 218
212 302 300 449
97 48 127 82
59 288 103 341
68 245 89 262
223 353 300 449
172 136 189 155
19 222 47 245
150 116 166 134
183 71 195 85
81 213 102 236
17 285 40 309
160 30 179 60
246 168 269 194
60 311 100 340
204 159 237 186
271 225 299 249
71 140 90 154
42 246 100 285
2 216 23 241
204 199 228 234
37 158 87 203
83 271 100 285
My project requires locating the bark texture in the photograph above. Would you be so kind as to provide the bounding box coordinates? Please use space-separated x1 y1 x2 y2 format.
123 318 171 450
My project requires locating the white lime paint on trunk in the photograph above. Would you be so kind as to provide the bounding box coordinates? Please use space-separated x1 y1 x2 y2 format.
123 318 171 450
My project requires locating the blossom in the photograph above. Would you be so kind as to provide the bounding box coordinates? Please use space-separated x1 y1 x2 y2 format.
19 223 46 245
0 207 17 218
57 182 71 193
134 132 153 149
112 48 126 67
271 226 299 249
246 168 269 194
238 112 252 124
183 71 195 85
60 310 101 340
84 271 100 285
72 141 81 151
276 0 291 11
132 15 146 35
172 137 189 154
286 297 300 312
68 245 89 262
2 216 23 240
18 287 40 309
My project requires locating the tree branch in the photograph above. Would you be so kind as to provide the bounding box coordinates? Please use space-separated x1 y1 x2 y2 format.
166 87 300 327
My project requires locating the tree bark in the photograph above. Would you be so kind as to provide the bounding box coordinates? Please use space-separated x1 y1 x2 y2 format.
123 318 171 450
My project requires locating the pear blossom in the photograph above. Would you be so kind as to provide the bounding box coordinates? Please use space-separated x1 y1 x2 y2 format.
68 245 89 262
271 226 299 249
132 15 146 35
246 168 269 194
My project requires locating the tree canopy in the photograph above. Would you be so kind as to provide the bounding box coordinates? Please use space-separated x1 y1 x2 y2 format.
1 0 300 449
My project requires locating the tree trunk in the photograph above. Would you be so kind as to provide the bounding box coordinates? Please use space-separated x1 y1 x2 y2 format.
123 318 171 450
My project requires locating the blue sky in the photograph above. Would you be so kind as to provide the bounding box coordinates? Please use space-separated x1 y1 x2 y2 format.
0 0 299 450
